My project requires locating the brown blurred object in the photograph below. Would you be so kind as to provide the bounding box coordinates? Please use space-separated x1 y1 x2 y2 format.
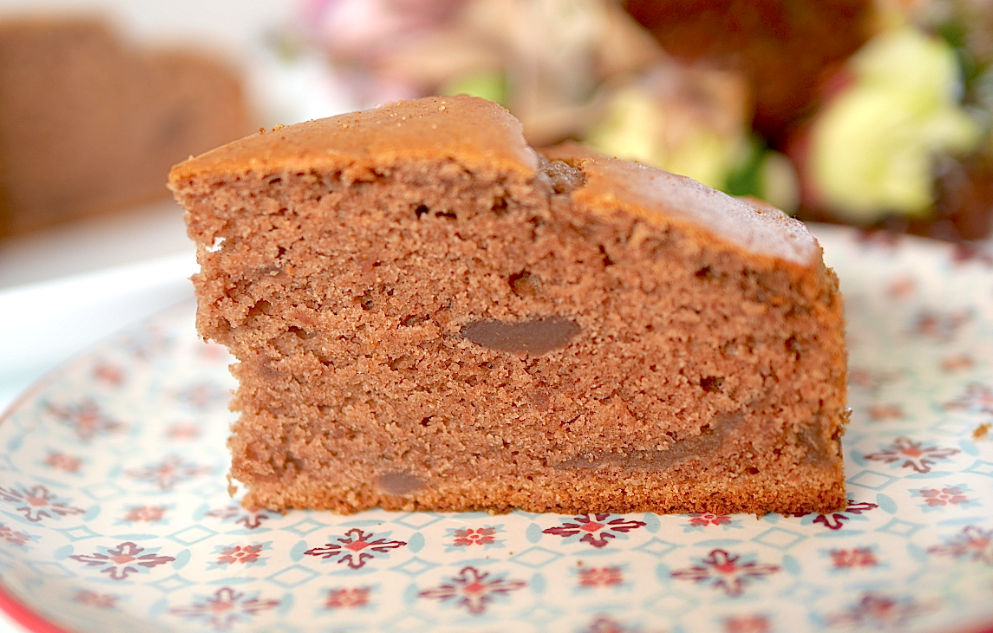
0 16 251 238
623 0 875 141
928 154 993 241
877 153 993 242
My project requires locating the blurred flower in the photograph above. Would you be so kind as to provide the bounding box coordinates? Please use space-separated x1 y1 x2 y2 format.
585 64 799 210
299 0 467 63
585 65 750 190
805 27 983 223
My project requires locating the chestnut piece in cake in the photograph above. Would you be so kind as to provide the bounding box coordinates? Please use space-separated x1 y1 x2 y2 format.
169 95 847 515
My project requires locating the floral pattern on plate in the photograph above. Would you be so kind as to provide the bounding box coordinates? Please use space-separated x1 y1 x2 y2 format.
0 226 992 633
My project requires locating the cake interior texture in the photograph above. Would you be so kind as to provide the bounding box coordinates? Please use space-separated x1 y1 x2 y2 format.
170 95 847 515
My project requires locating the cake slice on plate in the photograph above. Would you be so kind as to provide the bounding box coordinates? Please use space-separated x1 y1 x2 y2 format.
169 95 848 515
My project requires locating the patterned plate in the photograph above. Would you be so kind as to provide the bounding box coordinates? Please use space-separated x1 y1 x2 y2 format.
1 225 992 633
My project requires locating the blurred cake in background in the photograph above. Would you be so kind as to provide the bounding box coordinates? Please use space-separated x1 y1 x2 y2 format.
0 16 252 238
281 0 992 242
624 0 876 142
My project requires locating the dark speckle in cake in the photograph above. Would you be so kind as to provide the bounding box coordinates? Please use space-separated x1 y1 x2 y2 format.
461 317 581 355
378 471 424 496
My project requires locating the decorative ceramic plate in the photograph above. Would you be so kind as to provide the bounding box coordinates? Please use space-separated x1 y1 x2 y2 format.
1 226 992 633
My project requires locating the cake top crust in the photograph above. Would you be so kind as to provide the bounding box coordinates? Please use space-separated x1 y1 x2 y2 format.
169 95 539 179
170 95 821 268
553 146 821 267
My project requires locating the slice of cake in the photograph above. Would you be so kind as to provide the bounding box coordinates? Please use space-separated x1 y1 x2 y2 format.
0 16 250 237
169 95 848 515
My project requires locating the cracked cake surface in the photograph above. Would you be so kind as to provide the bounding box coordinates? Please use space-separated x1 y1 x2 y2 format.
169 95 848 515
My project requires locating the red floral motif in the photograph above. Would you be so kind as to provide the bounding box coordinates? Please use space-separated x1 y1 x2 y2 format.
199 342 229 363
174 382 227 410
69 541 175 580
864 437 960 474
671 549 780 596
169 587 280 631
92 362 124 387
217 544 264 565
123 505 167 523
724 614 771 633
0 483 84 523
927 525 993 565
945 383 993 418
687 512 733 527
419 566 526 615
206 506 274 530
828 547 879 569
45 400 124 441
825 592 934 627
72 590 119 609
43 452 82 473
305 528 407 569
543 513 647 548
578 566 624 588
885 274 916 298
125 455 213 491
452 527 496 547
919 486 969 507
866 403 904 421
580 615 636 633
941 354 975 372
848 368 902 393
796 499 878 530
324 587 372 609
911 309 971 341
0 523 31 547
165 423 201 440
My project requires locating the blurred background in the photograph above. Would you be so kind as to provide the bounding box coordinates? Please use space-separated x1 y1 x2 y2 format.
0 0 283 420
1 0 992 421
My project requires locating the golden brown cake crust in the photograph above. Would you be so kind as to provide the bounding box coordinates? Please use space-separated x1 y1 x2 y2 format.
170 95 848 516
171 95 538 179
544 143 821 268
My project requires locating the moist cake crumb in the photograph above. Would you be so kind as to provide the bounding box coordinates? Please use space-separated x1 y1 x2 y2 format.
169 95 848 515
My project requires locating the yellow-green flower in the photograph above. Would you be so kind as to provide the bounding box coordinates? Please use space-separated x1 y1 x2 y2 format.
811 27 983 223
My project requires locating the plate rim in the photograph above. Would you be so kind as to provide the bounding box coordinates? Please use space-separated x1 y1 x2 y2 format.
0 580 74 633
